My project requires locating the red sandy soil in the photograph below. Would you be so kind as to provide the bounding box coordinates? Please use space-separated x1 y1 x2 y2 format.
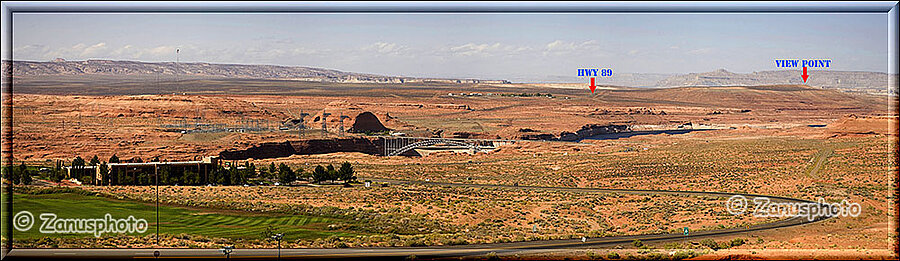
6 84 893 162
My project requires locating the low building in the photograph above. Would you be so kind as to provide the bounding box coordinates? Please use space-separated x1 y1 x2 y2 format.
95 156 220 185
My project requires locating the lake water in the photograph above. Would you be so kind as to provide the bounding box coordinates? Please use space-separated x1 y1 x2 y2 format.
582 129 716 141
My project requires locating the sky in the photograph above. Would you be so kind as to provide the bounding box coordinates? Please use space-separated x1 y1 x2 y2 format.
8 13 891 81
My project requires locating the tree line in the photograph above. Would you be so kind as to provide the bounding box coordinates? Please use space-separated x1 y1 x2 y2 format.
2 162 34 185
6 155 356 186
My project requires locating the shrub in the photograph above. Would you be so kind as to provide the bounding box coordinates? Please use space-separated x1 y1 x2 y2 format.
632 239 643 248
700 239 719 250
673 250 698 260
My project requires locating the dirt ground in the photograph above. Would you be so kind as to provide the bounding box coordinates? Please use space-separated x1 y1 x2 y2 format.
5 80 897 258
6 82 892 162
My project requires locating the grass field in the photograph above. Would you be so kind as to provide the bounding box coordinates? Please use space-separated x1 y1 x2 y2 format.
5 189 359 244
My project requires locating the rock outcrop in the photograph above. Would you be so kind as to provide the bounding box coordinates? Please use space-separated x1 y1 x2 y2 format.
219 138 381 160
349 112 390 133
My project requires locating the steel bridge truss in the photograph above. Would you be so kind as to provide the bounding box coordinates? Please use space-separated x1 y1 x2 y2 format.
382 137 502 156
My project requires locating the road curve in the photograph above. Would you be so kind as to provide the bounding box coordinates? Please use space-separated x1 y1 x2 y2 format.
6 179 830 260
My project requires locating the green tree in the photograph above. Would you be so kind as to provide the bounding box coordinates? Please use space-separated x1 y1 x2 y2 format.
1 164 13 185
297 166 311 181
211 165 227 185
268 162 277 180
218 165 231 185
326 164 337 183
22 174 32 185
258 165 268 179
19 162 32 185
107 155 120 185
88 156 99 184
338 162 355 183
98 162 109 186
231 164 244 185
246 162 257 180
312 165 327 183
183 170 200 185
52 160 64 183
87 156 98 185
158 165 171 185
89 155 100 166
277 163 296 185
71 156 85 181
118 168 130 185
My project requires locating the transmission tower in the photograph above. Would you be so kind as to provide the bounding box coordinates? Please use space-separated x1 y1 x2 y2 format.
338 112 350 137
298 109 309 138
321 111 331 136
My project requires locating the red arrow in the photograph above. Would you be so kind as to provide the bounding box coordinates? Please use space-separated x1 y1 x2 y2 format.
589 77 596 93
801 67 809 83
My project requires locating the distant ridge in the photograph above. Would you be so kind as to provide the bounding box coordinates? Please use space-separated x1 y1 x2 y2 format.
656 68 897 95
2 59 510 84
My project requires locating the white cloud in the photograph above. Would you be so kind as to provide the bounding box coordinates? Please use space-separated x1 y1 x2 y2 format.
362 42 407 56
446 42 531 57
687 48 714 55
109 45 145 59
12 44 50 60
542 40 601 56
79 42 108 57
450 43 499 56
147 45 179 56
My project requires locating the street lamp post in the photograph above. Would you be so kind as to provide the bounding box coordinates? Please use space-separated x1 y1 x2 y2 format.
221 245 234 260
271 233 284 261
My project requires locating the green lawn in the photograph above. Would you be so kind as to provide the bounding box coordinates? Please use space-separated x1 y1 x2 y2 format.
5 190 359 242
